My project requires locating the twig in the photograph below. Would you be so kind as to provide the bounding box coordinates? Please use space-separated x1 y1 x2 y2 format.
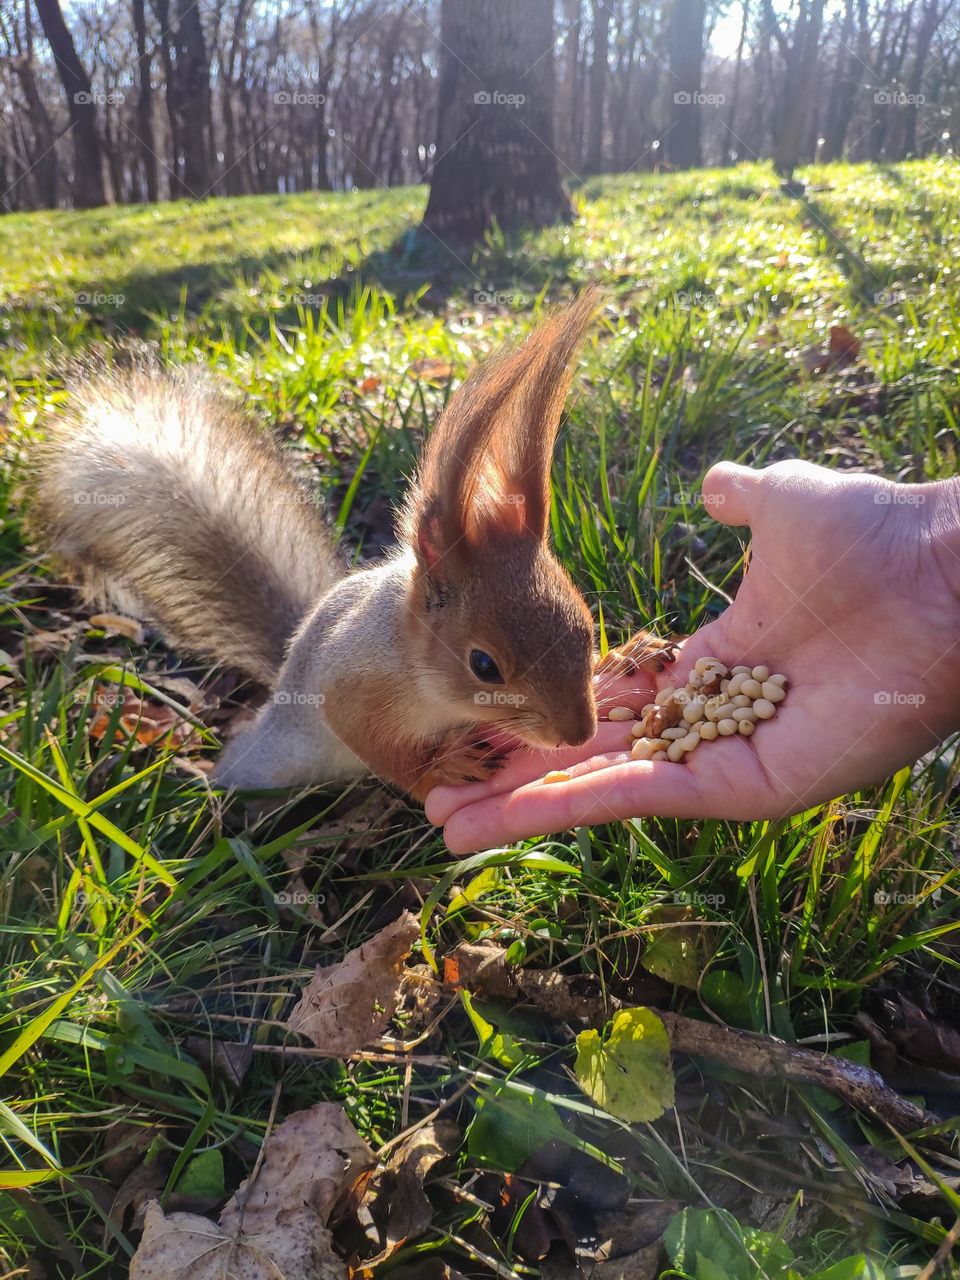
445 942 944 1142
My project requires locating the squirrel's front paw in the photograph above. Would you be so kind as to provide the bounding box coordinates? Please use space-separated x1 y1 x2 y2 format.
595 629 681 680
413 736 507 799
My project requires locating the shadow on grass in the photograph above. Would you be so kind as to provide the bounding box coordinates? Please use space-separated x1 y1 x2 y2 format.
20 203 581 344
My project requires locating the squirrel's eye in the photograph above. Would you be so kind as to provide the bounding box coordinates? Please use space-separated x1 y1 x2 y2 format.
469 649 503 684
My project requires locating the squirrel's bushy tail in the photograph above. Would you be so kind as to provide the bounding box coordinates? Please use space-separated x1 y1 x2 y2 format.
33 366 342 684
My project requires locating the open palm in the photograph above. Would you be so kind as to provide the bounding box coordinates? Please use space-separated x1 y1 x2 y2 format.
427 461 960 854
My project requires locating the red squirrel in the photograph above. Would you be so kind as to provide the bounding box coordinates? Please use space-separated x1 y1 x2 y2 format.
34 292 675 801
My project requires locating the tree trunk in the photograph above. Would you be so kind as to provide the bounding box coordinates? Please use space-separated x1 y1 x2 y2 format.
724 0 750 160
902 0 940 156
769 0 827 176
174 0 211 193
666 0 706 169
33 0 107 207
151 0 184 196
422 0 571 243
585 0 610 173
132 0 158 202
560 0 583 168
12 53 59 206
821 0 856 161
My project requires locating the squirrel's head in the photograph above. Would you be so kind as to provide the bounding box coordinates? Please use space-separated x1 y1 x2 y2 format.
401 292 599 751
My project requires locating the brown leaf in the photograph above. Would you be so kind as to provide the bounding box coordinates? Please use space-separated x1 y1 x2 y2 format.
184 1037 253 1089
287 912 420 1057
130 1102 372 1280
367 1121 459 1253
828 324 862 364
409 357 453 383
359 375 381 393
801 324 862 375
27 626 80 656
88 613 146 643
89 686 194 749
883 994 960 1073
541 1242 661 1279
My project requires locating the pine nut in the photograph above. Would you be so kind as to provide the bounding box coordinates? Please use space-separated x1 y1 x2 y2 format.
682 700 706 724
667 740 688 762
753 698 777 719
732 694 752 707
632 738 655 759
727 673 746 697
608 706 635 721
679 731 700 751
761 681 786 703
544 770 571 783
738 718 755 736
768 673 788 689
731 665 751 675
631 721 649 738
698 721 718 740
654 686 677 706
740 678 763 699
651 749 668 761
733 706 758 722
662 727 688 740
717 718 738 735
751 665 770 682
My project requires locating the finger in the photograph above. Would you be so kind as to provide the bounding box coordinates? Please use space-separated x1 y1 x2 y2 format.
425 721 642 825
441 755 720 855
702 462 761 528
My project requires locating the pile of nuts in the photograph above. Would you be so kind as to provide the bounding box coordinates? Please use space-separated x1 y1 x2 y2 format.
543 656 787 782
623 656 787 762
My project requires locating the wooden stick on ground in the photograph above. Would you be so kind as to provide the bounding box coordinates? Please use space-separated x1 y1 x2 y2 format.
444 942 943 1140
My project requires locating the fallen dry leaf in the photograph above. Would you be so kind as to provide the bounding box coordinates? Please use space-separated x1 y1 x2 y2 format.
88 612 146 643
358 375 381 393
130 1102 372 1279
26 625 81 656
408 357 453 383
287 912 419 1056
801 324 862 374
355 1120 459 1265
89 685 194 749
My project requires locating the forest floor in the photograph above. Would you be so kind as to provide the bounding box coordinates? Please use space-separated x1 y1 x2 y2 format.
1 156 959 1279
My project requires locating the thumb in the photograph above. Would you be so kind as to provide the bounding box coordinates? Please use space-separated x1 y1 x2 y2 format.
702 462 762 528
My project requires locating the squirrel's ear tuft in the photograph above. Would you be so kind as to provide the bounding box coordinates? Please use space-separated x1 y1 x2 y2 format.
404 289 601 574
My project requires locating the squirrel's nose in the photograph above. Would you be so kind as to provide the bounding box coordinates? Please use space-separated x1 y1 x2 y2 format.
556 705 597 748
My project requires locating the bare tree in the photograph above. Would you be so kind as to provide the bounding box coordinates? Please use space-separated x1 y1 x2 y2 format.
666 0 706 169
764 0 828 176
585 0 610 172
33 0 106 206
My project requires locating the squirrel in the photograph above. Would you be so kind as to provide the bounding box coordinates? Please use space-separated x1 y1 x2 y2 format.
33 292 676 802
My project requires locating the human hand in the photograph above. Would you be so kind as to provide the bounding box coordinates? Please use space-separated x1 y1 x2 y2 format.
427 461 960 854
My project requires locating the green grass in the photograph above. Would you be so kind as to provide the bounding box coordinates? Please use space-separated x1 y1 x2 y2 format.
1 157 959 1278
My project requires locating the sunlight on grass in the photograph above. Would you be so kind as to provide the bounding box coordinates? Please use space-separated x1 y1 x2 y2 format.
0 156 958 1276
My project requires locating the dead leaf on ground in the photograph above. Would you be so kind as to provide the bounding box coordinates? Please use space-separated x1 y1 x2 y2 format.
88 612 146 643
184 1036 253 1090
287 911 419 1056
130 1102 372 1280
409 357 454 383
350 1120 459 1268
358 375 381 393
540 1241 660 1279
801 324 862 374
89 685 195 749
26 624 82 656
